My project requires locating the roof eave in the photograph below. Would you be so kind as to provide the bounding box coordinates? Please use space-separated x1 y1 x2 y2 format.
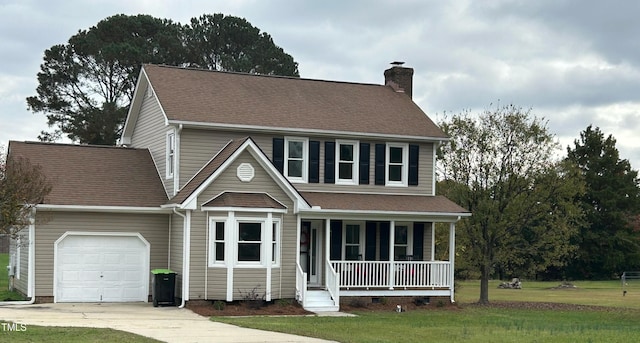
36 204 171 214
167 120 449 143
299 208 471 221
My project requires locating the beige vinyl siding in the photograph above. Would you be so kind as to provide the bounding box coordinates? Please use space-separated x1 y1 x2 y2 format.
179 128 435 195
423 223 433 261
178 129 273 189
129 92 172 196
233 269 267 299
169 213 183 297
33 212 169 297
206 269 227 299
186 151 297 300
10 230 29 295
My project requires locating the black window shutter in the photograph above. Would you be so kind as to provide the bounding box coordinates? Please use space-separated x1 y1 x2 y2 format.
359 143 370 184
379 221 390 261
365 221 377 261
273 138 284 173
329 220 342 260
409 144 419 186
413 222 425 261
324 141 335 184
374 144 385 185
309 141 320 183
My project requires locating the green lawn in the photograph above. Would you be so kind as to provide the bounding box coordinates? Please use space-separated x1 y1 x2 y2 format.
214 280 640 343
0 253 26 301
0 324 162 342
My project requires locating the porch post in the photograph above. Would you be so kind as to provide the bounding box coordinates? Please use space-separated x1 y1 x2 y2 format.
449 222 456 302
389 220 395 290
325 219 331 288
430 222 436 261
265 213 273 301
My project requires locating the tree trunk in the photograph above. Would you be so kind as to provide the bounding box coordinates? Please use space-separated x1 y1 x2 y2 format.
479 264 490 304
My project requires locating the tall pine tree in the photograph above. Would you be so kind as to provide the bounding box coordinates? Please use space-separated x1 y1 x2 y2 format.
566 125 640 279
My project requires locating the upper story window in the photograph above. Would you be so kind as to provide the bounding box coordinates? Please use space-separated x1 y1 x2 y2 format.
166 131 176 179
386 143 408 186
284 137 308 183
336 140 359 185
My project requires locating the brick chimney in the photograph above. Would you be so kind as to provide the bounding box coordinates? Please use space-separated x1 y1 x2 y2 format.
384 61 414 98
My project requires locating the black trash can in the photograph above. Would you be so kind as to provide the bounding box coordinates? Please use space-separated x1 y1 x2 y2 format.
151 269 176 307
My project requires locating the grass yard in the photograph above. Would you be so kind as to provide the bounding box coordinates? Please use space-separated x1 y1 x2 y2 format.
213 280 640 343
0 323 162 342
0 253 26 301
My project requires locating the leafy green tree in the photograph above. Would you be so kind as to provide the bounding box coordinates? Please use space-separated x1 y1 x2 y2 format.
437 104 584 303
184 14 299 76
28 13 299 145
0 148 52 239
565 125 640 279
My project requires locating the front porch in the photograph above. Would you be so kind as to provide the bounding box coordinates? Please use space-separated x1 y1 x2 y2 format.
296 218 458 312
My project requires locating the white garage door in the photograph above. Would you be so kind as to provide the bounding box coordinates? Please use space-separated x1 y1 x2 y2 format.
55 234 149 302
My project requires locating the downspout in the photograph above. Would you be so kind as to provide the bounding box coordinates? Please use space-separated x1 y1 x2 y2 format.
172 208 189 308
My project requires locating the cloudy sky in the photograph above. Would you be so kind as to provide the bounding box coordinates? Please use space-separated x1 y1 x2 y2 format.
1 0 639 168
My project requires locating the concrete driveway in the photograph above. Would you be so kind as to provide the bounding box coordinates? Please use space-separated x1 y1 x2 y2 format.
0 303 337 343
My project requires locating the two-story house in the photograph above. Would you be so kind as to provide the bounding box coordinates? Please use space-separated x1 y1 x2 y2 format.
8 63 469 311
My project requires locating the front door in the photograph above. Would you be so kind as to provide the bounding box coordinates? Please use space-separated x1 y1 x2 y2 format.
301 220 323 287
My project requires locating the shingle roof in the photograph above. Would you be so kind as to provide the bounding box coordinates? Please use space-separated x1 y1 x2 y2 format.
300 192 470 215
202 192 286 209
168 138 250 205
8 141 167 207
144 64 448 139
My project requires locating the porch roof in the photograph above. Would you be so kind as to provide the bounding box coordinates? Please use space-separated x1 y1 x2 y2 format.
299 192 470 217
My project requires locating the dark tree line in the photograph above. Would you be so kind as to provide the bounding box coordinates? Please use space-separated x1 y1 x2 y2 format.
27 14 299 145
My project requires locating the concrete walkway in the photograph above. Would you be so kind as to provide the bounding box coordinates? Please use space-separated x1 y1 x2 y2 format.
0 303 338 343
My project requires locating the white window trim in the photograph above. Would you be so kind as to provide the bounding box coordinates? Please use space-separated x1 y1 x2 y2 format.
335 140 359 185
166 130 176 179
208 215 281 268
386 143 409 187
284 137 309 183
208 217 227 267
342 221 365 260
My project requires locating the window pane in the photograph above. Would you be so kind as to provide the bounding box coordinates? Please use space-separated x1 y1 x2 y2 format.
215 222 224 240
288 141 303 158
338 163 353 180
389 165 402 181
272 243 276 263
339 144 353 161
288 160 303 177
215 242 225 261
346 225 360 244
239 222 261 241
394 246 407 260
346 246 360 260
238 243 261 261
390 147 403 163
395 226 408 244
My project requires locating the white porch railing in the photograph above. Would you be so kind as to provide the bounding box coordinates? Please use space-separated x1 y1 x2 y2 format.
295 262 307 307
330 261 451 289
325 260 340 307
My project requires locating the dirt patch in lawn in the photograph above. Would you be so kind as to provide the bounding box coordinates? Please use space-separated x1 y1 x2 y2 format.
462 301 611 311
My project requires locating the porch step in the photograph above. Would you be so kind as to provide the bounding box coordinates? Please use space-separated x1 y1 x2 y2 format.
304 290 339 312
